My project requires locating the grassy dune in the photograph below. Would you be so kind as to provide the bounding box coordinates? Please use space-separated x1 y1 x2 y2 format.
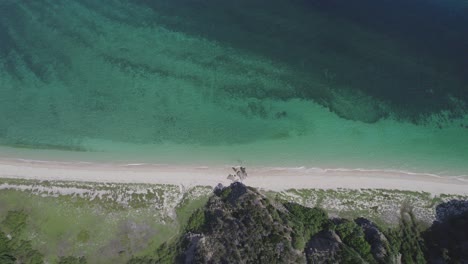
1 178 467 262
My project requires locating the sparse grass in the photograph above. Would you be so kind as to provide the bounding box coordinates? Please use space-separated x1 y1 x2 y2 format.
277 188 467 227
175 189 211 229
0 179 209 263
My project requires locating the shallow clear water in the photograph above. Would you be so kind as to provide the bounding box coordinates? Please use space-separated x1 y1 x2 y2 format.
0 0 467 174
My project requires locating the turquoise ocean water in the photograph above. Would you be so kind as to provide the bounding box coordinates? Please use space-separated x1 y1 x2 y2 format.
0 0 467 175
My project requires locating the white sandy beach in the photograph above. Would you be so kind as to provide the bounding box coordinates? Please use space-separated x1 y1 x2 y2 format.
0 158 467 195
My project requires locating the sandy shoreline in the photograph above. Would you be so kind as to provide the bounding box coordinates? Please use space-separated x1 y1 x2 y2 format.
0 158 467 195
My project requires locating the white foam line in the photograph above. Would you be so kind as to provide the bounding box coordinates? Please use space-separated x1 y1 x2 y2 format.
455 176 468 182
16 158 94 165
7 158 468 179
256 166 467 179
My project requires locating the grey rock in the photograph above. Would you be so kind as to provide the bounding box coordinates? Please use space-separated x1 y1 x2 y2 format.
305 230 342 264
355 217 390 263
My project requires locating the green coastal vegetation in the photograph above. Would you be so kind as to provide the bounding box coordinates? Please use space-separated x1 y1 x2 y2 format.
128 183 468 263
0 179 467 263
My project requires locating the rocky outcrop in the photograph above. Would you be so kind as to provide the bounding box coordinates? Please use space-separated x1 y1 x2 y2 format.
305 230 342 263
135 184 468 264
424 201 468 263
355 217 401 264
179 182 304 263
434 200 468 223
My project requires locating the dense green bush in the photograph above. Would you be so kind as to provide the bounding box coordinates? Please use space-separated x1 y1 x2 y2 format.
339 245 367 264
185 209 205 232
58 256 87 264
219 188 232 200
0 211 44 264
0 232 15 264
396 211 426 264
10 239 44 264
290 229 306 250
285 203 329 244
334 220 374 263
1 210 27 235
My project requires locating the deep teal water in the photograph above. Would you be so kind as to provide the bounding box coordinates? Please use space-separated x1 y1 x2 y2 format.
0 0 467 174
